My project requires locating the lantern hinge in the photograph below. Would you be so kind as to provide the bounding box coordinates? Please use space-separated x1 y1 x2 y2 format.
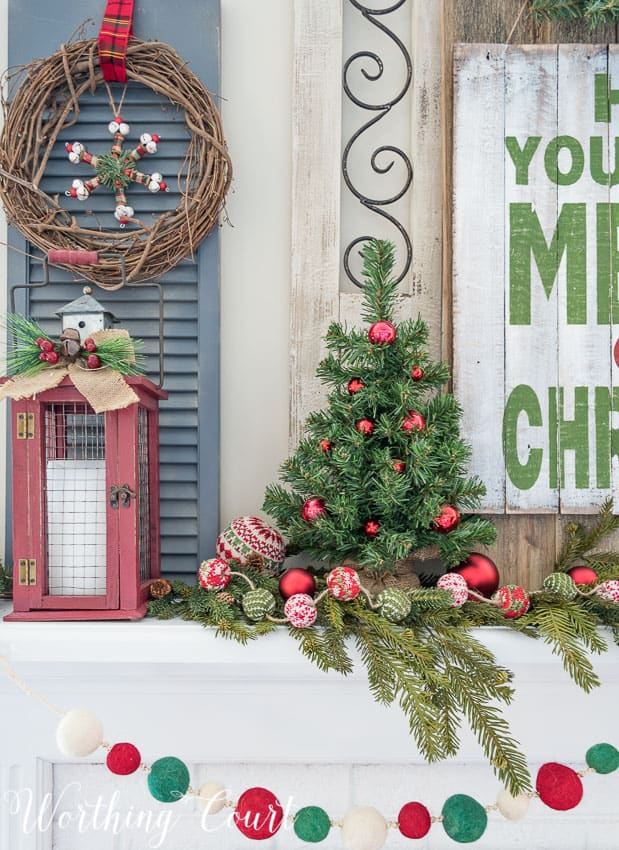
16 413 35 440
17 559 36 586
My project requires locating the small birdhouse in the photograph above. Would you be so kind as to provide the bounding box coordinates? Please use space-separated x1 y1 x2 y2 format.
55 288 117 341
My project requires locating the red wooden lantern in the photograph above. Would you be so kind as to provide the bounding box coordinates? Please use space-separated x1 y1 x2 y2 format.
4 375 167 620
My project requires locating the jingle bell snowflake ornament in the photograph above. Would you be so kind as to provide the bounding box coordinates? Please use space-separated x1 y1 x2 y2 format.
65 116 168 227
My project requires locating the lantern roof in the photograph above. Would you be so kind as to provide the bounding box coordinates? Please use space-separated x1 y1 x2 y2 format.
55 292 117 321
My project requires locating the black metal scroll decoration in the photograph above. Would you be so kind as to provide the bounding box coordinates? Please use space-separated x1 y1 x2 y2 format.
342 0 413 287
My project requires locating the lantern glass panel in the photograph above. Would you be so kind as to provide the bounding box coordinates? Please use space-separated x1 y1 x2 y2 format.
138 406 151 583
44 403 107 596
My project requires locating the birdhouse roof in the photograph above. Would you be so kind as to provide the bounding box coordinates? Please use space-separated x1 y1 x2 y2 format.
55 293 116 318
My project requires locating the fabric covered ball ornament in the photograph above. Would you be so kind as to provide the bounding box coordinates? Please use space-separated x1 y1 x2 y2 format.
242 589 276 621
148 756 190 803
437 573 469 607
402 410 426 432
56 709 103 757
377 588 411 622
294 806 332 842
198 558 231 590
199 781 227 814
302 497 327 522
586 743 619 774
432 504 460 533
285 593 318 628
234 787 284 839
341 806 388 850
543 572 577 600
536 762 583 810
216 516 286 572
398 801 432 839
449 553 500 598
348 378 366 394
279 568 316 600
368 321 397 345
106 742 141 776
495 585 530 618
496 788 530 821
596 579 619 602
327 566 361 601
441 794 488 843
566 565 598 586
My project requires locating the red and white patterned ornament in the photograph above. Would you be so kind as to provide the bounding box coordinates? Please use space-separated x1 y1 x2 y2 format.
495 585 530 619
327 567 361 601
437 573 469 608
284 593 318 628
216 516 286 572
596 580 619 602
198 558 231 590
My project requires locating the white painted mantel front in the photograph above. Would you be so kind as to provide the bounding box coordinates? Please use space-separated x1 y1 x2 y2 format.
1 604 619 849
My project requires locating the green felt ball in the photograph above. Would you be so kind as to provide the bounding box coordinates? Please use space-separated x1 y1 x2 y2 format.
543 572 577 600
441 794 488 843
586 743 619 774
147 757 190 803
377 588 411 622
242 588 276 621
294 806 331 842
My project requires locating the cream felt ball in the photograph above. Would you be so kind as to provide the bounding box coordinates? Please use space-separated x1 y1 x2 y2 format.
198 781 227 814
56 709 103 757
341 806 388 850
496 788 530 821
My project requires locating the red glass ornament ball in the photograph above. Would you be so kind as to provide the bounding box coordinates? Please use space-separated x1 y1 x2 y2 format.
398 801 432 839
319 439 333 452
234 787 284 839
536 763 583 810
46 351 60 364
449 553 500 599
411 365 424 381
368 320 397 345
84 338 97 352
364 520 380 538
107 742 141 776
86 354 101 369
356 418 375 435
392 459 406 474
40 339 54 353
567 565 598 586
433 504 461 533
279 568 316 600
402 410 426 432
301 497 327 522
348 378 366 394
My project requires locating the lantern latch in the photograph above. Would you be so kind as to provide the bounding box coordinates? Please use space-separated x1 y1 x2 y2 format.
17 559 36 586
110 483 137 509
16 413 35 440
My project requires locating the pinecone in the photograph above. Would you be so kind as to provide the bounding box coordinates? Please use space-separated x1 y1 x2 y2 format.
149 578 173 599
217 591 236 606
245 553 267 572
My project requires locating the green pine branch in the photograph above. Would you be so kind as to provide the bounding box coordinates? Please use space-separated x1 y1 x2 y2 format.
531 0 584 21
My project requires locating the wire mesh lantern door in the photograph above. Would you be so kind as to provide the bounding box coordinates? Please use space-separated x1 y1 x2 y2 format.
6 376 166 621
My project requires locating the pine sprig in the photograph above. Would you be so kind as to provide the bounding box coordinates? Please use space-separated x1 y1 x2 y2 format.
531 0 584 21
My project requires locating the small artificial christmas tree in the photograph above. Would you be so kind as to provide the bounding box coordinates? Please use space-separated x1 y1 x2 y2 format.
264 239 496 572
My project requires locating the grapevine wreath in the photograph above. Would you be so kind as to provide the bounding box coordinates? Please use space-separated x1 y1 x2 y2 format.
0 37 231 286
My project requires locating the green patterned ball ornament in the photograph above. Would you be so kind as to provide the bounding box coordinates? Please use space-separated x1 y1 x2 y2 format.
586 743 619 774
242 589 276 621
377 588 411 623
148 756 190 803
543 572 577 600
441 794 488 843
294 806 332 842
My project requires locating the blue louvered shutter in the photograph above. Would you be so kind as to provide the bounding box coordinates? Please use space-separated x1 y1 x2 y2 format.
6 0 221 581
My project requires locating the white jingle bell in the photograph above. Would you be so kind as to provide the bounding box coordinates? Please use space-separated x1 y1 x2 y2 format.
71 142 84 155
150 172 162 183
140 133 152 144
68 151 80 164
56 709 103 757
118 122 130 136
76 186 89 201
108 120 120 134
114 204 134 225
148 173 163 193
145 140 158 154
496 788 530 821
198 781 227 814
341 806 387 850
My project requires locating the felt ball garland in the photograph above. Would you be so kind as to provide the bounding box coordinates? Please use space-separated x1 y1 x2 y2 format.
106 742 141 776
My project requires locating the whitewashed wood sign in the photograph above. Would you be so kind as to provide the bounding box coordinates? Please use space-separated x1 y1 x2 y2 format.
453 44 619 514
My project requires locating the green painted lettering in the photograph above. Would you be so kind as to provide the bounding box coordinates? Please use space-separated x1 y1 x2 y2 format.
590 137 619 187
557 386 590 489
597 202 619 324
594 387 619 488
505 136 541 185
544 136 585 186
595 73 619 122
503 385 543 490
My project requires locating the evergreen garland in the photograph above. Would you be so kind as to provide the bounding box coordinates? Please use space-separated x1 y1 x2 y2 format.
531 0 619 25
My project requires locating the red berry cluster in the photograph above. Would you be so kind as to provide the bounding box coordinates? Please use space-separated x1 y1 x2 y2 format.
35 337 59 365
83 339 101 369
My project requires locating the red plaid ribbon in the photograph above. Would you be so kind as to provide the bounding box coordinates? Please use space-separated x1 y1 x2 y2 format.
98 0 135 83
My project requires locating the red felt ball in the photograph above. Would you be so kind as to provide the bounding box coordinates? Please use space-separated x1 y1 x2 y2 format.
398 801 432 839
449 553 500 599
279 568 316 600
356 418 375 435
536 763 583 811
348 378 366 394
106 742 141 776
40 339 54 353
301 497 327 522
86 354 101 369
567 565 598 586
392 459 406 474
46 351 60 364
319 439 333 452
433 504 460 533
364 519 380 538
368 320 397 345
402 410 426 432
234 787 284 839
411 365 424 381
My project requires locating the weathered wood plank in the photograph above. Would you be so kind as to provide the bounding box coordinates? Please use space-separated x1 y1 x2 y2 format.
608 45 619 515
